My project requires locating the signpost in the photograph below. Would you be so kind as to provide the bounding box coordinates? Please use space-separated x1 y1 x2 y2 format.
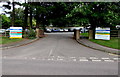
10 27 22 38
95 27 110 40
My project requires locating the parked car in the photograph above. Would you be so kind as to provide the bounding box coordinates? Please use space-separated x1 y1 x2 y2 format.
64 29 68 32
59 29 64 32
6 28 10 31
46 28 52 32
52 29 60 32
0 29 6 33
81 28 88 33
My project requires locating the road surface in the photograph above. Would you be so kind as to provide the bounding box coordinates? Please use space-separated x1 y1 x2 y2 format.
2 32 119 75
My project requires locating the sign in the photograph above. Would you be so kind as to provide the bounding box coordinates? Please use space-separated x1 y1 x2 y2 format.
95 27 110 40
10 27 22 38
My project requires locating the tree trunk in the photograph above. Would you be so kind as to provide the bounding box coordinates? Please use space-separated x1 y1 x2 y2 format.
24 1 28 29
29 2 32 28
12 0 15 27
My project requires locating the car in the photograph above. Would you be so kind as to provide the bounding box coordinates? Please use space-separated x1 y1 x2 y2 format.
0 29 6 33
46 28 52 32
6 28 10 31
59 29 64 32
64 29 68 32
52 29 60 32
81 28 88 33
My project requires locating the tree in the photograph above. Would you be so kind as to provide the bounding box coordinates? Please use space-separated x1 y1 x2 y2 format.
10 8 24 27
66 2 120 39
1 14 10 28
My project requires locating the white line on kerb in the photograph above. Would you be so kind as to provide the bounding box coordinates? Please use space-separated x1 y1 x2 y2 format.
49 49 53 57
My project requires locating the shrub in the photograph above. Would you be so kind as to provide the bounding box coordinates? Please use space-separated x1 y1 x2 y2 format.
27 29 36 39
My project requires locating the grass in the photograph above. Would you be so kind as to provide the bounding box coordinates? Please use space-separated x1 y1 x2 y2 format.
80 32 89 37
89 38 119 49
0 37 23 44
80 33 119 49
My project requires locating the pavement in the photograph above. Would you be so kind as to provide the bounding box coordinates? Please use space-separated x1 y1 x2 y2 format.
77 37 120 55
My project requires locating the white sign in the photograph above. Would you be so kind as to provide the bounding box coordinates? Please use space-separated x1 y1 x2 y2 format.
95 27 110 40
10 27 22 38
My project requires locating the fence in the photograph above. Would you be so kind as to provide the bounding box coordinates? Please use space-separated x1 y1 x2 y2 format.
110 30 119 37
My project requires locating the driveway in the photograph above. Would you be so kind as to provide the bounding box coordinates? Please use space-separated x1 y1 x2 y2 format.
2 32 118 75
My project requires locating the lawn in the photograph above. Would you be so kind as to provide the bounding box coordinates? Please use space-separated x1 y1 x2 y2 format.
89 38 119 49
80 33 119 49
0 37 23 44
80 32 89 37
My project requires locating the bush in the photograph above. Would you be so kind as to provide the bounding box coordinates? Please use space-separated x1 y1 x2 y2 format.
27 29 36 39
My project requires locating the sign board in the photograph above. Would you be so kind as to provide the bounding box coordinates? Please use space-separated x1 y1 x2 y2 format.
95 27 110 40
10 27 22 38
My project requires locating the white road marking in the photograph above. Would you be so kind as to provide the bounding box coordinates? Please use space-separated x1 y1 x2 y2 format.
70 57 76 58
57 58 63 61
104 60 114 62
73 59 76 61
24 57 27 59
79 59 88 61
79 57 87 59
49 49 53 57
89 57 98 59
113 58 119 60
101 58 110 59
58 56 64 58
32 57 36 60
92 60 101 62
48 58 53 60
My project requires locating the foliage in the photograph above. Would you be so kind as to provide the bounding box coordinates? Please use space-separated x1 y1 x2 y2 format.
66 2 120 27
10 8 24 27
1 14 10 28
27 29 36 39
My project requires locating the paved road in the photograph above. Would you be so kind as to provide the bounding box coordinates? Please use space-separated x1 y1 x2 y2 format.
2 32 119 75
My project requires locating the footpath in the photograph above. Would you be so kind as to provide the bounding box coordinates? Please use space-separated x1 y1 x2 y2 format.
77 38 120 55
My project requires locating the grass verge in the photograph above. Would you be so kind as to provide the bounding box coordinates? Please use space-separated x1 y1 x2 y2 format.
81 33 119 49
89 38 119 49
80 33 89 37
0 37 23 44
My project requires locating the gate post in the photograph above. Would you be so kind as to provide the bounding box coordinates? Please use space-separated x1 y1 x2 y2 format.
36 28 40 38
89 30 93 39
75 29 80 40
